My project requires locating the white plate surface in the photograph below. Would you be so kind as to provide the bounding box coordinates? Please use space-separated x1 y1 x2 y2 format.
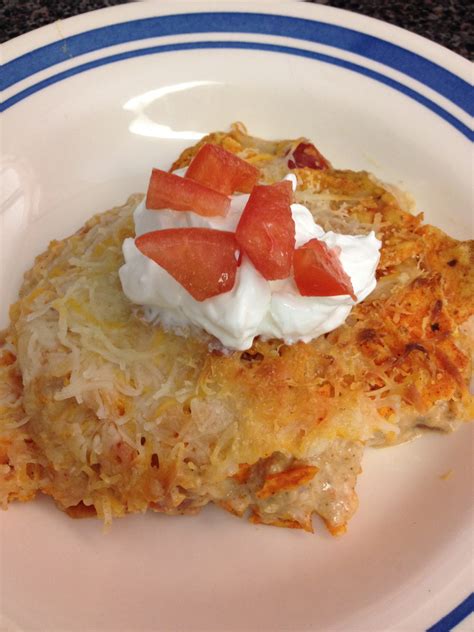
1 2 473 630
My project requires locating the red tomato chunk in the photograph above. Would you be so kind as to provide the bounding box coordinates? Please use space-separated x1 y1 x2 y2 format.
293 239 356 300
136 228 240 301
236 181 295 280
288 142 330 170
146 168 230 217
186 143 260 195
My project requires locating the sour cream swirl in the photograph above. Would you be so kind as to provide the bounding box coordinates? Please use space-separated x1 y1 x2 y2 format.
119 175 381 350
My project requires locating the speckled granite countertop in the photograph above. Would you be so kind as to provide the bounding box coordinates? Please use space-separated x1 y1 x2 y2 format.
1 0 472 59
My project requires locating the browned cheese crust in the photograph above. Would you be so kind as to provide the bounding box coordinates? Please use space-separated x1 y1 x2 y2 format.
0 124 472 533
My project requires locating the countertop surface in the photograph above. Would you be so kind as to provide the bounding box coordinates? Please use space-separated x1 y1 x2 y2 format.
1 0 473 60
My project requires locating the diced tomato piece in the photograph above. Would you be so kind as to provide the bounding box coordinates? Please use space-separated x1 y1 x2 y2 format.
135 228 239 301
293 239 356 300
288 142 330 170
185 143 260 195
235 181 295 280
146 168 230 217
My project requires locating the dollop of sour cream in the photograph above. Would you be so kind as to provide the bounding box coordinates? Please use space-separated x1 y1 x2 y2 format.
119 174 381 350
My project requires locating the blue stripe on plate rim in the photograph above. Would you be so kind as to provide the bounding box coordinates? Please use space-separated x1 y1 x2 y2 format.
1 38 472 142
2 11 473 630
426 593 474 632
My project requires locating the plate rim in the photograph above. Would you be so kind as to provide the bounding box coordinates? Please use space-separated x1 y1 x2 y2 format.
2 3 472 125
3 0 472 71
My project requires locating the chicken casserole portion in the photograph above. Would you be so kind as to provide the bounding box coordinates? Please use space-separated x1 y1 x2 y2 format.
1 124 472 533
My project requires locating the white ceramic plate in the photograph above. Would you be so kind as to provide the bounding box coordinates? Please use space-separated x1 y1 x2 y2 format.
1 2 473 630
